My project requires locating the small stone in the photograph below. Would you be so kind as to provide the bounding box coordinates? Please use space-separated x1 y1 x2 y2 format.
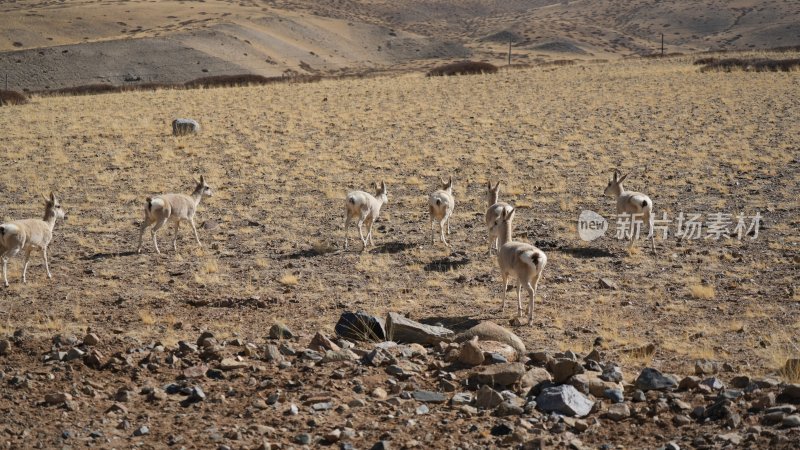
604 388 624 403
694 359 717 375
600 365 623 383
598 278 617 290
183 364 208 379
371 387 388 400
476 385 504 409
219 358 248 371
679 376 701 390
731 375 751 389
450 392 472 406
781 384 800 401
348 399 366 408
252 399 268 410
44 392 72 405
493 401 524 416
665 442 680 450
312 402 333 411
412 390 446 403
188 386 206 403
310 332 341 352
0 339 10 356
604 403 630 421
716 433 742 445
64 347 85 362
295 433 312 445
632 390 646 402
133 426 149 436
520 367 552 393
287 404 299 415
700 377 725 390
324 429 342 443
415 404 429 415
268 323 294 340
458 337 485 366
83 333 100 346
761 411 785 426
673 414 692 426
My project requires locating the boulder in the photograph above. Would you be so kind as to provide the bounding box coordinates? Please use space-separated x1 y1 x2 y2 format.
520 367 553 392
549 358 584 383
635 368 678 391
454 321 525 355
385 312 453 345
535 385 594 417
458 337 485 366
468 362 526 387
335 311 386 342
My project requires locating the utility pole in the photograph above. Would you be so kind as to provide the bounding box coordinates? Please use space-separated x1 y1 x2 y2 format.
508 40 512 66
661 34 664 57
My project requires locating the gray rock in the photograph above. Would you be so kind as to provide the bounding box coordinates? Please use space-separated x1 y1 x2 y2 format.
476 385 504 409
385 312 453 345
44 392 72 405
636 368 678 391
598 278 617 290
679 376 701 390
695 359 718 375
766 405 796 414
454 321 526 355
783 415 800 428
335 311 386 342
450 392 472 406
535 385 594 417
700 377 725 390
322 349 358 363
64 348 85 362
761 411 785 426
312 402 333 411
287 404 299 415
468 362 526 387
715 433 742 445
83 333 100 346
264 344 283 362
411 391 446 404
188 386 206 403
268 323 294 339
133 426 149 436
600 365 623 383
172 118 200 136
664 442 680 450
604 388 624 403
605 403 630 421
294 433 312 445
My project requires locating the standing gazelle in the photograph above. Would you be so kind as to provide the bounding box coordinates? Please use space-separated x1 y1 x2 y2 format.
0 192 67 286
604 169 655 253
489 208 547 326
485 181 513 255
344 181 388 251
428 177 454 247
137 176 213 254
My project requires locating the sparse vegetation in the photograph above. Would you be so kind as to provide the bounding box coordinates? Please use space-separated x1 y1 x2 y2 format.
699 58 800 72
427 61 498 77
0 89 28 106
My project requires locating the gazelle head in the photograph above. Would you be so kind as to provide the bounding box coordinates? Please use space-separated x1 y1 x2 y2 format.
489 206 515 236
440 176 453 193
486 180 501 205
195 175 213 197
604 169 628 197
43 192 66 221
375 180 388 203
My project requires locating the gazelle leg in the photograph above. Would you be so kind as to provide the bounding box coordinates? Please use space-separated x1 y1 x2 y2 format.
42 246 52 279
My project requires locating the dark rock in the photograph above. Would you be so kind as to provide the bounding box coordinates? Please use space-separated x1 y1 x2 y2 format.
636 368 678 391
295 433 312 445
762 411 785 426
335 311 386 342
133 426 149 436
535 385 594 417
490 423 513 436
369 441 391 450
783 415 800 428
731 375 751 389
780 384 800 401
0 339 10 356
632 390 646 402
600 365 623 383
412 391 446 404
604 388 624 403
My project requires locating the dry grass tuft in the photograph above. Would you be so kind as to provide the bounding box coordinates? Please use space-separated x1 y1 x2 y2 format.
689 285 715 299
279 274 299 286
427 61 498 77
0 90 28 106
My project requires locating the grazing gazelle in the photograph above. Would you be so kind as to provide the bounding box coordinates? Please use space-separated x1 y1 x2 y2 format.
489 208 547 325
428 176 454 246
137 176 213 254
0 192 67 286
604 169 655 253
344 181 388 251
485 181 513 255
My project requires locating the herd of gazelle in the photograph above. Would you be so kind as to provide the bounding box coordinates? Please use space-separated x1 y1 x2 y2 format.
0 170 653 325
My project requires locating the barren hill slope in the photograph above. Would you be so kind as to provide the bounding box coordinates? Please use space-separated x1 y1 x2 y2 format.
0 0 797 91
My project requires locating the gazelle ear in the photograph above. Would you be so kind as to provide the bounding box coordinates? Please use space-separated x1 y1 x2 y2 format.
494 181 501 191
618 173 629 183
199 174 205 184
381 181 386 192
506 207 515 220
41 192 50 202
448 176 452 187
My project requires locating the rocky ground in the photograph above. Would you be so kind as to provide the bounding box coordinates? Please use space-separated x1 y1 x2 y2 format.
1 313 798 449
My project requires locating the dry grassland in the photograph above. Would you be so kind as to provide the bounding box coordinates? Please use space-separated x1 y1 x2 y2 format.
0 55 797 381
